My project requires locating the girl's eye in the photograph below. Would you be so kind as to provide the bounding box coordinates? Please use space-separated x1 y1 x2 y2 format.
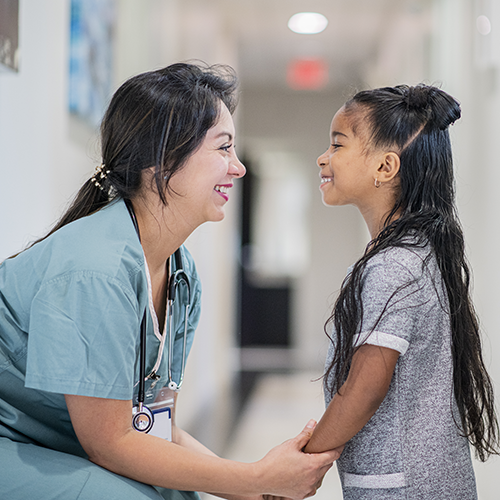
331 143 342 150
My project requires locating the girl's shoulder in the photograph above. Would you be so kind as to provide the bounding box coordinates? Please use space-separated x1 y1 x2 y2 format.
363 240 437 286
376 241 432 267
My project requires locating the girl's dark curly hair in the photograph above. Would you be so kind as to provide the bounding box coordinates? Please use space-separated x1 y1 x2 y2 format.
324 84 499 461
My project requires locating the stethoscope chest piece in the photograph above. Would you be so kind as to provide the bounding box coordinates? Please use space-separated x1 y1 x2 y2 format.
132 403 154 433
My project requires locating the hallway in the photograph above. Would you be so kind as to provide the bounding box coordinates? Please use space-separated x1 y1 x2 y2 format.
1 1 499 497
202 371 343 500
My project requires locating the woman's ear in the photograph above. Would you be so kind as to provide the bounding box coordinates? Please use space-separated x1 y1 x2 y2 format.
376 152 400 183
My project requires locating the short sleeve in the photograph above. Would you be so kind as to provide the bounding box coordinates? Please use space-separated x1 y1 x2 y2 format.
25 271 141 400
356 251 427 356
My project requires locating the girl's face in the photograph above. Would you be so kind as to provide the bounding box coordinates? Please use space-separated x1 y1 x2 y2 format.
317 107 381 209
168 102 246 226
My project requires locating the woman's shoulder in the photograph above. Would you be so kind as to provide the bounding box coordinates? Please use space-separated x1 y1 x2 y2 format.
13 199 144 287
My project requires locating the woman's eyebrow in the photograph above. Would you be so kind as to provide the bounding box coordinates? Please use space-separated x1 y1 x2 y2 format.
214 131 233 141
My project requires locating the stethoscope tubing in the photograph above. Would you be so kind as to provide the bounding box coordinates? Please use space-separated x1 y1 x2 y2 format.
125 199 191 409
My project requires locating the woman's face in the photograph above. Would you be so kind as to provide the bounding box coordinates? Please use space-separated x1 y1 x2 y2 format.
317 107 381 209
168 102 246 226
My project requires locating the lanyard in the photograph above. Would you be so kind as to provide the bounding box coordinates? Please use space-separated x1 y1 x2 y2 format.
125 200 191 402
145 255 190 390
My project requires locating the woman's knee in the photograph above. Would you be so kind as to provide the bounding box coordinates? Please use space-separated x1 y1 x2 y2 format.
0 438 167 499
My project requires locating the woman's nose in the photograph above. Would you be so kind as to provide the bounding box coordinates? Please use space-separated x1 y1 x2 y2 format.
230 155 246 178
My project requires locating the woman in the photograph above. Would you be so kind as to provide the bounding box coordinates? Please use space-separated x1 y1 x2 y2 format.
304 84 499 499
0 63 338 499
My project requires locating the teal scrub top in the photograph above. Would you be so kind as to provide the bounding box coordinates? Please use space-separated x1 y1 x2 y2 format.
0 199 201 458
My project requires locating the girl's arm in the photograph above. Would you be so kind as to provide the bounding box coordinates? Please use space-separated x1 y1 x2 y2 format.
65 395 339 499
304 344 400 453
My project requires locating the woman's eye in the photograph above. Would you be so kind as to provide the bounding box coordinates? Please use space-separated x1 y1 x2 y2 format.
220 144 232 152
331 143 342 150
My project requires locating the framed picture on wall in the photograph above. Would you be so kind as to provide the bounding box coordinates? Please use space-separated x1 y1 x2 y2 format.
68 0 116 127
0 0 19 72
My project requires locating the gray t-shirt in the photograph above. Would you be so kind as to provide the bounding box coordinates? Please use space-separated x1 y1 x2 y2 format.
325 244 477 499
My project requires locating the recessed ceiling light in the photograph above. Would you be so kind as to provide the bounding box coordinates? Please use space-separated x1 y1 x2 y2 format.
288 12 328 35
476 15 492 36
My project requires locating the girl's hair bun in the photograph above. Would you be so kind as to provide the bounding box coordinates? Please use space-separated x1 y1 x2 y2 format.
403 85 461 130
427 86 461 130
406 86 429 111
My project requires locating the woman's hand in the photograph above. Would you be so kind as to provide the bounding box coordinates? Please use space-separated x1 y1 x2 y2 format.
252 420 340 499
65 394 339 497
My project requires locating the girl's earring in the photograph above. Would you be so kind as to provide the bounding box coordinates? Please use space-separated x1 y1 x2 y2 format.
374 178 381 188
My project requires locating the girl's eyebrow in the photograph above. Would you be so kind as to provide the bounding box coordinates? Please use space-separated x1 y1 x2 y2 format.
331 131 349 140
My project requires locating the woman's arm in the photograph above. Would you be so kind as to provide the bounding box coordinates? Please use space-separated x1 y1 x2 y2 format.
65 395 339 498
304 344 400 453
171 397 296 500
173 428 262 500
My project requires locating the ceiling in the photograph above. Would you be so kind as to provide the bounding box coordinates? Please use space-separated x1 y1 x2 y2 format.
227 0 432 90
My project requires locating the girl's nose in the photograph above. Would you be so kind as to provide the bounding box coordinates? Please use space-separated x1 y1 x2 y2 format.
317 150 328 168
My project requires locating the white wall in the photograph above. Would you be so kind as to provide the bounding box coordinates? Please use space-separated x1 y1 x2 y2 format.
0 1 92 259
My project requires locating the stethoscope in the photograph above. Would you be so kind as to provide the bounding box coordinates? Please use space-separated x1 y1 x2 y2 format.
125 200 191 433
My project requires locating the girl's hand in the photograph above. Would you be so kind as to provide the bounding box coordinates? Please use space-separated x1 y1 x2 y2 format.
253 420 340 499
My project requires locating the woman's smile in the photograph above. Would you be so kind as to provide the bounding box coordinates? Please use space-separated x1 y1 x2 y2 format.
214 183 232 201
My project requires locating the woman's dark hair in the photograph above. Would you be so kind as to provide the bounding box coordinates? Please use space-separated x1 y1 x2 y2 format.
25 62 238 245
325 84 499 461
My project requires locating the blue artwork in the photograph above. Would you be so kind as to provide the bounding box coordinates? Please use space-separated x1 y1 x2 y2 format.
0 0 19 72
68 0 116 127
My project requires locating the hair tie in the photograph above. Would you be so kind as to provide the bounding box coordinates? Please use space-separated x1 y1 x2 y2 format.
91 164 110 191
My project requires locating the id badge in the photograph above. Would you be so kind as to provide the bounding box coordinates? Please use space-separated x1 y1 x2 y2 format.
148 387 175 441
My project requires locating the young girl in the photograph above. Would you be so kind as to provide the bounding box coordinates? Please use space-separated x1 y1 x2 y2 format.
304 84 499 499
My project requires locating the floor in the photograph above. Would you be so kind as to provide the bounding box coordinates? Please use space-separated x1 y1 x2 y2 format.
201 371 343 500
196 370 499 500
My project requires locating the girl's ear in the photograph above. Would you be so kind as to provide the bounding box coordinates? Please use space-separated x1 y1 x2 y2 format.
376 152 400 184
